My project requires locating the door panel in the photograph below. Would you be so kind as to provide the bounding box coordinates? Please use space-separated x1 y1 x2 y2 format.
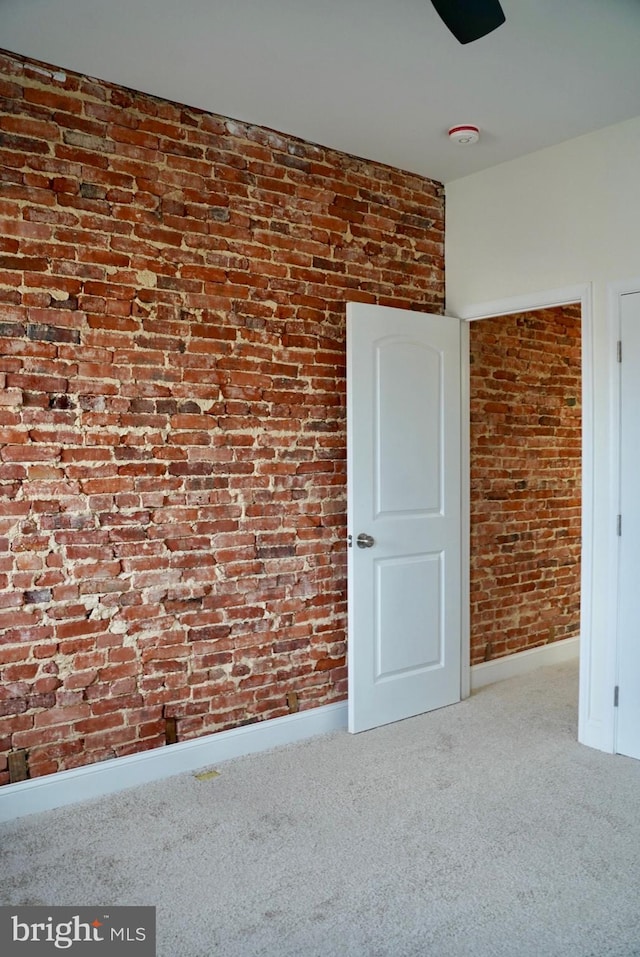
616 291 640 760
376 553 443 677
347 302 462 733
376 339 441 513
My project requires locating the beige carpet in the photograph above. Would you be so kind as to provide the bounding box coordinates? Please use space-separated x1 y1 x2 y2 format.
2 660 640 957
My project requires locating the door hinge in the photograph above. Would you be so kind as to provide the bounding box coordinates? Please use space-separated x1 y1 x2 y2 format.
617 514 622 536
614 685 619 708
617 340 622 363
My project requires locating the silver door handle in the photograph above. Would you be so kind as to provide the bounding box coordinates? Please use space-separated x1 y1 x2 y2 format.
356 533 375 549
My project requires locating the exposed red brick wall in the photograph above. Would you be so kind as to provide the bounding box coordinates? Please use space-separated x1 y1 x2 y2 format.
469 305 582 665
0 51 444 783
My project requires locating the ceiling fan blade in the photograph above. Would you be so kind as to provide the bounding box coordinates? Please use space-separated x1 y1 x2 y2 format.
431 0 505 44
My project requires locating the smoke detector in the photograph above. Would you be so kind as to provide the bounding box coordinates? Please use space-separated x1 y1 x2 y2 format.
448 124 480 145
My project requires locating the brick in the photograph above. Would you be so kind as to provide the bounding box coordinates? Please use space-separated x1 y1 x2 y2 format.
33 703 91 727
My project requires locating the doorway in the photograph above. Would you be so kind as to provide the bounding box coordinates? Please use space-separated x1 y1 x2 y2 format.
458 283 593 747
346 291 592 739
468 304 582 668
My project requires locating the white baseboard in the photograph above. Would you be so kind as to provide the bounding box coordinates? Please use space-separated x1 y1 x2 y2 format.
0 701 348 823
0 638 580 823
470 636 580 691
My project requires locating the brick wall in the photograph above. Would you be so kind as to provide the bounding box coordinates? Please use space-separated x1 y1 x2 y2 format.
469 305 582 665
0 51 444 783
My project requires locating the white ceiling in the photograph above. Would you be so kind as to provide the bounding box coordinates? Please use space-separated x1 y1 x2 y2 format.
2 0 640 183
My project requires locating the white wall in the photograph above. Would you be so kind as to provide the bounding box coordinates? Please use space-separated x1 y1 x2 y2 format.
446 115 640 753
446 116 640 312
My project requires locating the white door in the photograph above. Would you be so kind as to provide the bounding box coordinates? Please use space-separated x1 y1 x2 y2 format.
347 302 462 733
616 291 640 759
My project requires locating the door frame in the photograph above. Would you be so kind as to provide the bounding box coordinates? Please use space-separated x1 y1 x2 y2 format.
454 283 594 746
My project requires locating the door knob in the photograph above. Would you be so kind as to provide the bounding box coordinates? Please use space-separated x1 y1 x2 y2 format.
356 532 375 549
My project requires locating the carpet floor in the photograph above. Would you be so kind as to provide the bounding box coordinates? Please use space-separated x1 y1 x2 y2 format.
2 660 640 957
